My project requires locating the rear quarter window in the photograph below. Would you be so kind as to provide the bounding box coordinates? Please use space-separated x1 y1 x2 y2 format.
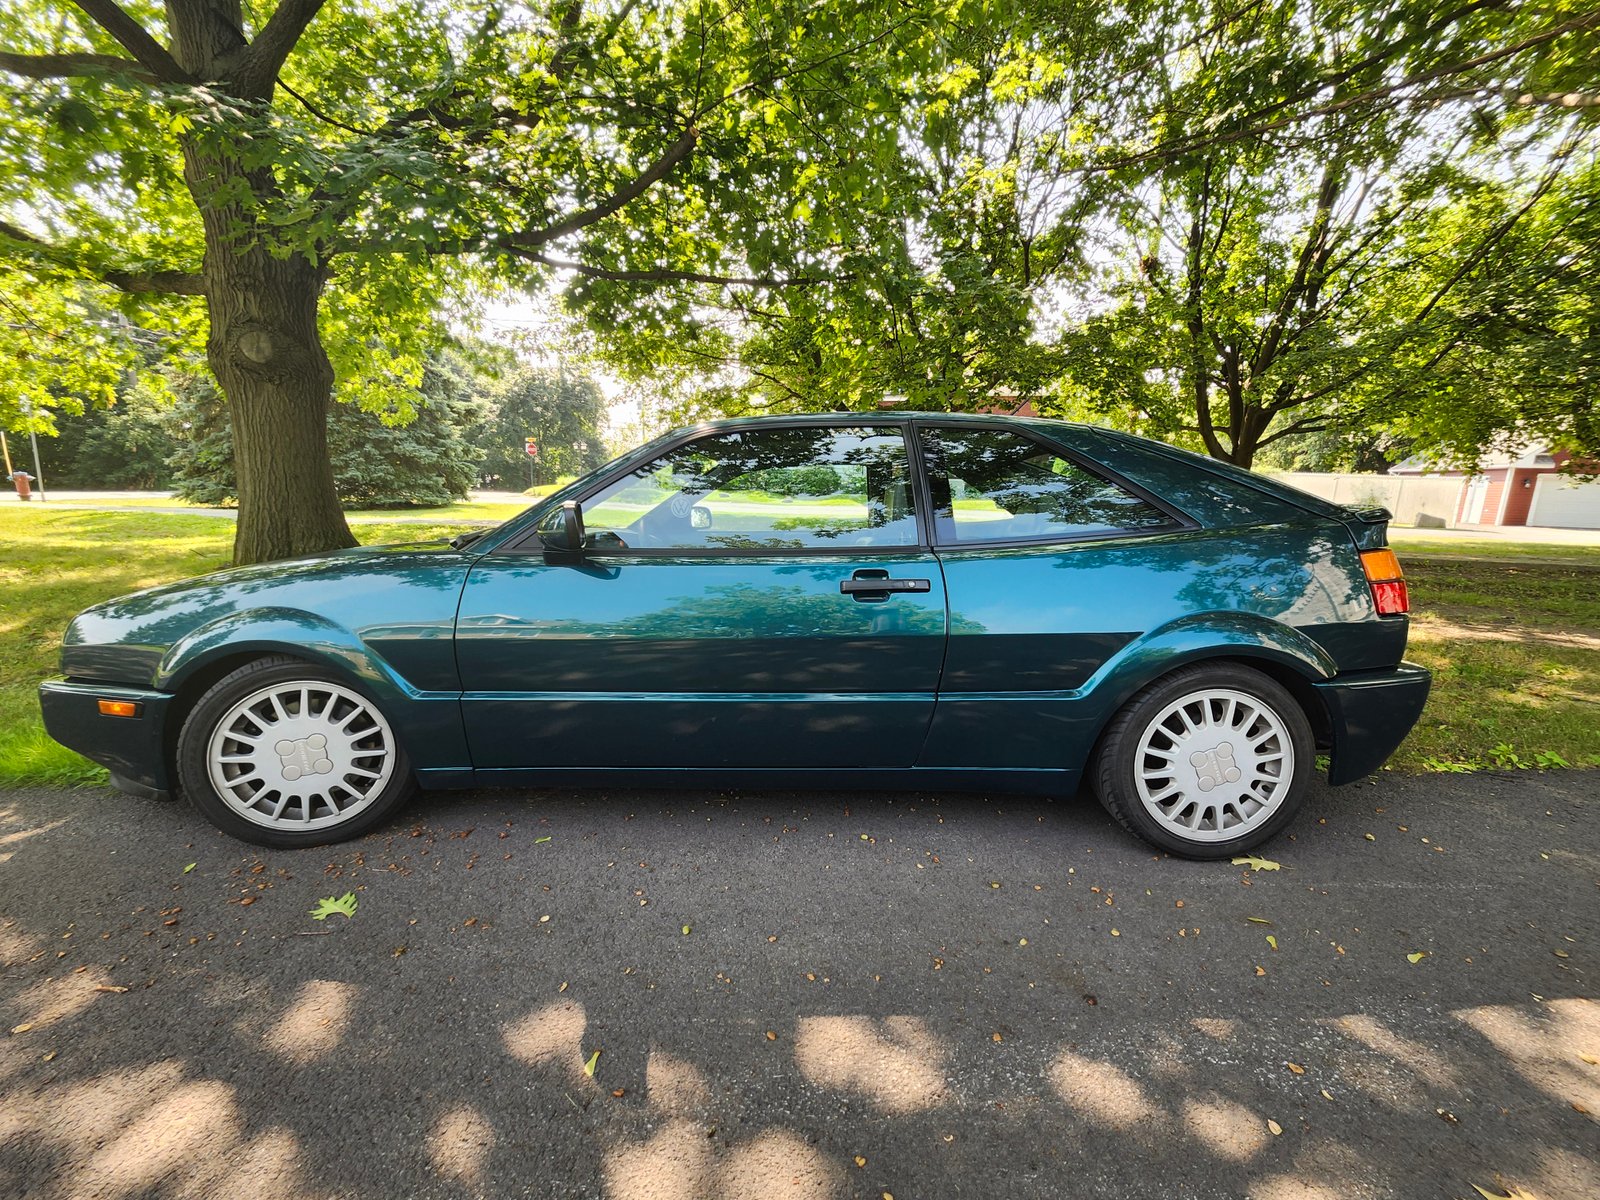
920 427 1180 544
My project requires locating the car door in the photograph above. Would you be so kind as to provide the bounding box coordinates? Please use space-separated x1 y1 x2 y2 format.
455 422 948 769
914 422 1194 770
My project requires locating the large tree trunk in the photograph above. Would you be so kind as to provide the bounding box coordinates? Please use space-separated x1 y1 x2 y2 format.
168 0 356 565
204 249 356 564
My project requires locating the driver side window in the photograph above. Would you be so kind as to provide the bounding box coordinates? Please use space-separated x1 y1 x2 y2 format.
567 426 921 552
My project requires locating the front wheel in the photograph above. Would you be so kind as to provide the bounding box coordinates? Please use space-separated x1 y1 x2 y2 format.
176 656 417 848
1090 663 1313 859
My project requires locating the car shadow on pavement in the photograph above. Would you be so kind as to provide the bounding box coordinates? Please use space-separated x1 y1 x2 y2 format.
0 772 1596 1200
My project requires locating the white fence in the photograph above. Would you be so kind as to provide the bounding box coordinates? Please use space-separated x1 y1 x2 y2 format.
1266 472 1463 528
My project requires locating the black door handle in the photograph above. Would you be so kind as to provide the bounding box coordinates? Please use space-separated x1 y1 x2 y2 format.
840 575 931 596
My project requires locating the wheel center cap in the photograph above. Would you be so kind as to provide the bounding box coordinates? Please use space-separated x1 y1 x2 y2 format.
273 733 334 782
1187 741 1241 792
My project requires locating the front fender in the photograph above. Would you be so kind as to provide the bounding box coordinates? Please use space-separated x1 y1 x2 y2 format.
159 607 400 693
156 607 471 772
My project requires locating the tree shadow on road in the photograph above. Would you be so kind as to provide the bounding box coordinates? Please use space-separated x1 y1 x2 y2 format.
0 775 1595 1199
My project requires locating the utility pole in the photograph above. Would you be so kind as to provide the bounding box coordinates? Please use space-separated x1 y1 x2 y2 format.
29 423 44 502
20 400 45 502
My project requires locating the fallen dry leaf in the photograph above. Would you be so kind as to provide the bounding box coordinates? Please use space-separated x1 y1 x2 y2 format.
10 1023 33 1035
1407 951 1429 964
765 1030 777 1041
1267 1119 1283 1136
583 1050 600 1078
1266 935 1278 950
854 1156 867 1168
1232 856 1282 872
1286 1062 1305 1075
1255 966 1267 976
1320 1089 1334 1101
92 985 129 994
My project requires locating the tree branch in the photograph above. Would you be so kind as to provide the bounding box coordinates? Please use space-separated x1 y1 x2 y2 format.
1090 9 1600 174
0 50 154 82
234 0 328 96
70 0 192 84
504 247 832 288
0 219 204 296
505 126 699 249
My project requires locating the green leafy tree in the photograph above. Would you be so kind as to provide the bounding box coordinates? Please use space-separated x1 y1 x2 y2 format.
475 367 608 489
1045 1 1600 467
1372 156 1600 471
31 375 181 488
170 352 486 507
1 0 941 563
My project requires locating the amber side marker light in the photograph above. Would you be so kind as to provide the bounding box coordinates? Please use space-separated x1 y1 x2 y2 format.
97 699 142 718
1360 548 1409 616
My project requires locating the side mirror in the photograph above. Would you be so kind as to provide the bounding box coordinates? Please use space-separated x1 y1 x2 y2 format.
542 500 587 557
690 504 712 531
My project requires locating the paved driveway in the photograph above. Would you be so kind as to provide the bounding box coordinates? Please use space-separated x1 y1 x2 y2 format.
1 773 1595 1200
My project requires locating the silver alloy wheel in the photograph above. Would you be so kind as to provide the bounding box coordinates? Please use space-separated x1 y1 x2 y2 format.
205 681 396 831
1133 686 1294 843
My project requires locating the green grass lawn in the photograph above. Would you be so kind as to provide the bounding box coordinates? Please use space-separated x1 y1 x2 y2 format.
0 510 473 788
1395 549 1600 771
0 508 1594 788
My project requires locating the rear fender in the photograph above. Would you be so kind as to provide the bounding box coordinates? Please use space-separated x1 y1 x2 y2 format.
1080 611 1337 746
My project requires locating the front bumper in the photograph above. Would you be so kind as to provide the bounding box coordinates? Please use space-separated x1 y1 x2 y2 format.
39 680 175 796
1313 662 1432 785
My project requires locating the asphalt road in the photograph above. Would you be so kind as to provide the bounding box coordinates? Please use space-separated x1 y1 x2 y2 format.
1 772 1595 1200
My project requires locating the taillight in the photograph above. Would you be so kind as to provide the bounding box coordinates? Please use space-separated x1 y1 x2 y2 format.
1360 548 1409 615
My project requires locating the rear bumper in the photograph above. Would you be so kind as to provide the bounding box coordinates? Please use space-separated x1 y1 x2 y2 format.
39 680 174 796
1313 662 1431 785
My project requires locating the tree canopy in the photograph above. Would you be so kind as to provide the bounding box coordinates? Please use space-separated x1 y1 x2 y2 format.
3 1 1598 564
1 0 948 561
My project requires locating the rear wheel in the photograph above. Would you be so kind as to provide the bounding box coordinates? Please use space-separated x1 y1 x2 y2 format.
1090 663 1312 859
177 656 417 848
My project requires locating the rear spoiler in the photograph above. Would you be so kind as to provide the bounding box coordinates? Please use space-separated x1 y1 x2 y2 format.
1341 505 1393 551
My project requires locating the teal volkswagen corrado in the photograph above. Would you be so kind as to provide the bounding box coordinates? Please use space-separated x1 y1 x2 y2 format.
41 414 1429 857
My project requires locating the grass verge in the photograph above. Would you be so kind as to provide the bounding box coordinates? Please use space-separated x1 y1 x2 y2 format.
0 509 1594 787
1394 550 1600 771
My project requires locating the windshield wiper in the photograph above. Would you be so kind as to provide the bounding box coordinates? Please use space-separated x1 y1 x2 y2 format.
449 530 488 550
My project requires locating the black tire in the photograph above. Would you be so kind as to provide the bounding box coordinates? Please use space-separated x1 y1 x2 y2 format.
1089 662 1313 860
176 655 418 849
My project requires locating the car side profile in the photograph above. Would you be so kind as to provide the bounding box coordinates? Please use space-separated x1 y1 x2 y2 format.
40 414 1429 858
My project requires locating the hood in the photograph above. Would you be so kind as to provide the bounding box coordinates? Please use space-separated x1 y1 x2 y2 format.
61 540 471 687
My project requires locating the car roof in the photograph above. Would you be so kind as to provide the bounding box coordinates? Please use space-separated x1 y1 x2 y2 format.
665 410 1096 436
